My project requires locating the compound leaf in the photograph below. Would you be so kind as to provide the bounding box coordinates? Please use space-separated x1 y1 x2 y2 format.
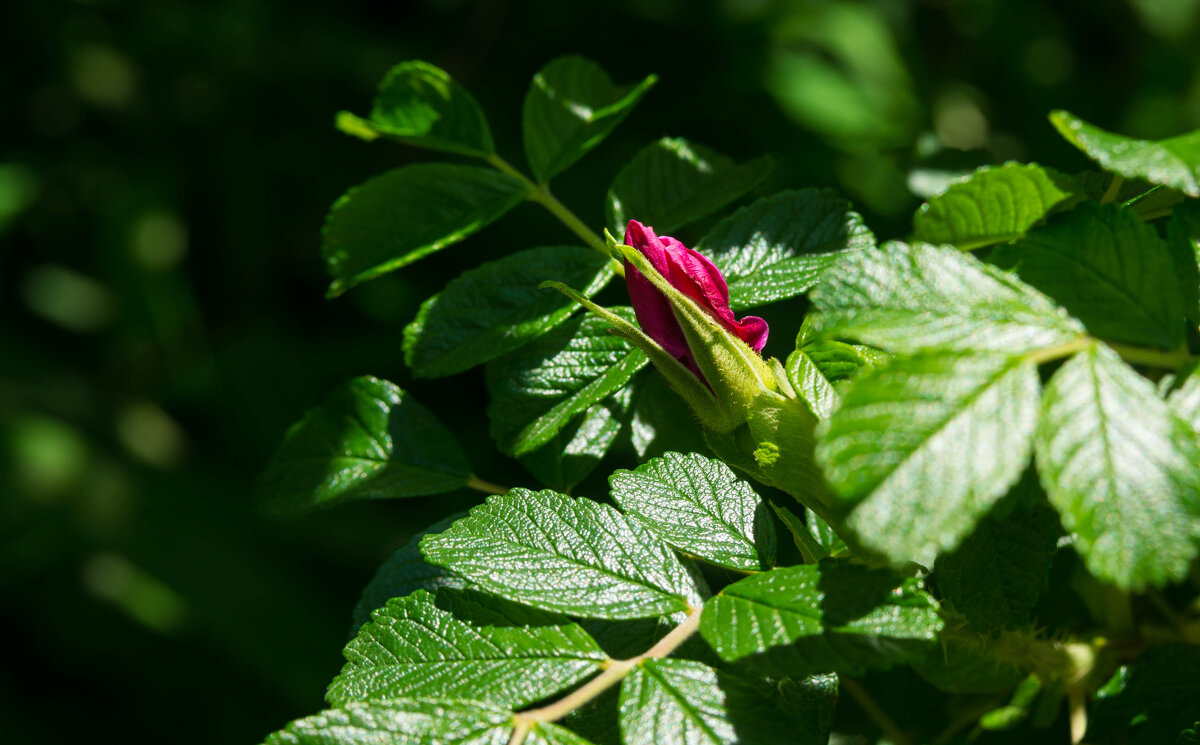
323 164 528 296
328 589 605 708
990 203 1185 350
701 188 876 310
609 452 776 572
817 353 1040 568
1036 343 1200 589
912 163 1083 250
404 246 612 378
257 377 471 514
810 241 1085 355
486 309 647 456
524 56 656 182
606 137 772 235
340 60 493 157
1051 110 1200 197
421 489 704 619
701 560 942 677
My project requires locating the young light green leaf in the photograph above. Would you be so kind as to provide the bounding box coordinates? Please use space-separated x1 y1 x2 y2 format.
606 137 773 235
328 589 606 708
1051 110 1200 197
518 386 634 493
817 353 1040 567
609 452 776 572
486 310 647 456
785 334 890 420
256 377 471 515
912 163 1083 250
352 513 467 631
260 699 514 745
351 60 493 157
700 188 876 310
1169 364 1200 434
1036 343 1200 589
989 203 1185 350
619 659 805 745
934 476 1061 632
810 241 1085 355
523 56 656 182
403 246 613 378
322 164 528 297
420 489 704 619
700 560 942 676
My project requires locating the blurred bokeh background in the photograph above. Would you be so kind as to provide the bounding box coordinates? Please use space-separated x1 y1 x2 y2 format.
2 0 1199 742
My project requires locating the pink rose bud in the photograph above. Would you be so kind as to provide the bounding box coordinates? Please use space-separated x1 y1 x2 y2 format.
624 220 768 380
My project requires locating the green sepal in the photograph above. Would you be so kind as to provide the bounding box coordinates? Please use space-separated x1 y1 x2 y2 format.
615 244 780 425
539 281 729 431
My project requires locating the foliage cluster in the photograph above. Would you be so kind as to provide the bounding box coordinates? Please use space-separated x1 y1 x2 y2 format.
256 56 1200 745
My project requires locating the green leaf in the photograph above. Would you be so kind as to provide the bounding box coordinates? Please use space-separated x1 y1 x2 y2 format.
700 188 876 310
260 699 513 745
817 353 1040 567
517 386 634 493
629 373 711 460
1036 343 1200 589
934 475 1061 632
420 489 704 619
913 636 1027 695
1089 645 1200 745
403 246 612 378
785 330 891 420
700 560 942 676
1169 364 1200 433
261 699 592 745
352 60 493 157
256 377 471 515
619 659 807 745
1168 202 1200 324
351 513 467 631
912 163 1083 250
810 241 1085 355
989 203 1185 350
523 56 656 182
486 309 648 456
322 164 528 296
328 589 606 708
609 452 776 572
1051 110 1200 197
606 138 773 235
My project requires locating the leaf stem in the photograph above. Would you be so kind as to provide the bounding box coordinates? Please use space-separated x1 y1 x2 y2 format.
487 154 622 276
508 607 703 744
1105 341 1195 369
1099 174 1124 204
841 678 912 745
1024 337 1197 370
467 476 509 495
1022 337 1094 366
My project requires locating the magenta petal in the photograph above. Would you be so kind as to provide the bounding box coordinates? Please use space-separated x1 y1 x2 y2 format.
624 219 770 377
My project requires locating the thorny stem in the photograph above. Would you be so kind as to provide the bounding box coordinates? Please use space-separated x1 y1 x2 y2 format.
841 678 912 745
487 155 623 277
507 607 703 745
466 476 509 495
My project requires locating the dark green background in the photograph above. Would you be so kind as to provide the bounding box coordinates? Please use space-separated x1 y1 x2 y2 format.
2 0 1197 742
